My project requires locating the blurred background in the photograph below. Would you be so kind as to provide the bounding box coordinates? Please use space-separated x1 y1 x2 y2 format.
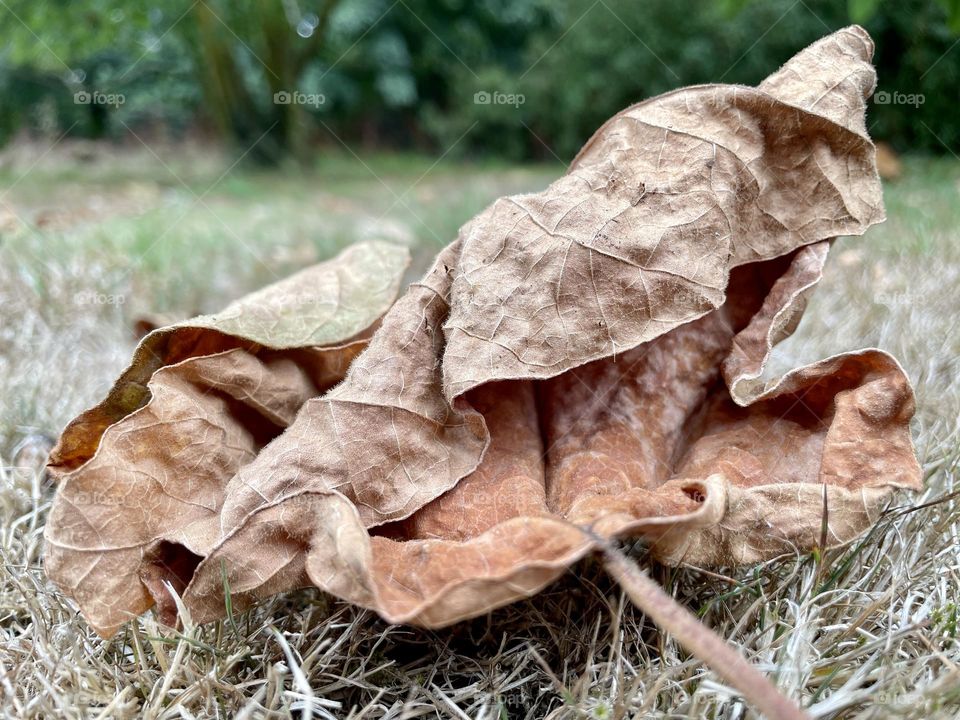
1 0 958 161
0 0 958 450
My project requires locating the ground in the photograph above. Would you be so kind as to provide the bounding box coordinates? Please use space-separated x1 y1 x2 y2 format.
0 140 957 719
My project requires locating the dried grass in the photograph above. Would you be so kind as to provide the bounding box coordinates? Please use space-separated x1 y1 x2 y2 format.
0 151 957 719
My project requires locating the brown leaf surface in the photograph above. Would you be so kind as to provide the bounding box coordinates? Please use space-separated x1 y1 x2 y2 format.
44 241 410 634
45 26 921 638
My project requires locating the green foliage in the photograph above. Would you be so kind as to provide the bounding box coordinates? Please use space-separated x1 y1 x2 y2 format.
0 2 196 142
864 0 960 152
849 0 884 24
0 0 957 161
416 0 960 159
854 0 960 32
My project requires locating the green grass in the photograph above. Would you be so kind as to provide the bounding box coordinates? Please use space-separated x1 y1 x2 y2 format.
0 141 958 719
1 142 559 318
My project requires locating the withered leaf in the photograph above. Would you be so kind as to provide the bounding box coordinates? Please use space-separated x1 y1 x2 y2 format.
45 27 921 643
44 241 409 633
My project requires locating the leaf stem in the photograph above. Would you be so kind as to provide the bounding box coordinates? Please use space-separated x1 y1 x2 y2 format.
597 536 809 720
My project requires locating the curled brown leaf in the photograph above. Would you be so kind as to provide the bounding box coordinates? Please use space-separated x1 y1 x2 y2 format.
45 26 920 658
44 241 409 634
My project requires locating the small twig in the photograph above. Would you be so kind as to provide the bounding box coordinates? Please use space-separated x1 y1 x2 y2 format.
589 529 810 720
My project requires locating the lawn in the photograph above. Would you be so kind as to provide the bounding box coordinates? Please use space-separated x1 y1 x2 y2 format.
0 141 958 719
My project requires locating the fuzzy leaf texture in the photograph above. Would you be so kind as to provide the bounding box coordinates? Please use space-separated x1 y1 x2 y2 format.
45 26 921 639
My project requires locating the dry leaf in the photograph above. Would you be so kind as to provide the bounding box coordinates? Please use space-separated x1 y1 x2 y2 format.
45 27 921 642
44 241 409 632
